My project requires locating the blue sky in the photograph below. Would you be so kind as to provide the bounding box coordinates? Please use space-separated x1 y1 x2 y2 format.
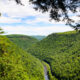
0 0 79 36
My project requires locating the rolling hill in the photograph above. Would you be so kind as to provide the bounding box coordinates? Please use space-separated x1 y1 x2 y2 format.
27 31 80 80
0 35 44 80
7 34 38 50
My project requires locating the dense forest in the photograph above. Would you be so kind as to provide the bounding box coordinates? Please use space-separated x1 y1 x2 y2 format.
6 34 54 80
0 31 80 80
0 0 80 80
27 31 80 80
7 34 38 50
0 35 45 80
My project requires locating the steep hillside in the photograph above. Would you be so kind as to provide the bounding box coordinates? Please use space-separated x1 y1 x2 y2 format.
28 31 80 80
7 34 38 50
0 35 44 80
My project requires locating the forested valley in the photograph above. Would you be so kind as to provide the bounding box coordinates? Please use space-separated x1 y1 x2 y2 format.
27 31 80 80
0 35 44 80
0 31 80 80
0 0 80 80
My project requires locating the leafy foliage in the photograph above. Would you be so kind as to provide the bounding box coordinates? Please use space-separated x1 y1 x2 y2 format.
0 35 44 80
28 31 80 80
7 34 38 50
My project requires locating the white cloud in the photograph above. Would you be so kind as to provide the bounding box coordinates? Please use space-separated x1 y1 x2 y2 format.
0 0 64 24
70 16 80 23
25 16 50 24
0 0 47 18
25 15 64 25
0 16 21 23
2 26 74 36
0 0 51 23
0 0 77 35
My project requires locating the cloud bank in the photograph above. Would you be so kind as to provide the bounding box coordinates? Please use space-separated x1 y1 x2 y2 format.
3 26 73 36
0 0 75 35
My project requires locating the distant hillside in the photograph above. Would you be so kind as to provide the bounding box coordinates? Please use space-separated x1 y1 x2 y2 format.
28 31 80 80
31 35 46 40
7 34 38 50
0 35 44 80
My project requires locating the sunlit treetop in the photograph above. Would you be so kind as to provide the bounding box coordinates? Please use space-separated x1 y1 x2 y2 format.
15 0 80 27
